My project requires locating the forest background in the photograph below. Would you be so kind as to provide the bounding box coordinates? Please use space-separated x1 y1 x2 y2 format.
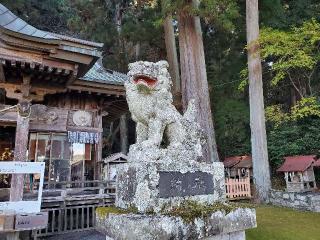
3 0 320 172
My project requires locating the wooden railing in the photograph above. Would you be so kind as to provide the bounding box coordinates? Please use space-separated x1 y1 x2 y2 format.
28 180 116 238
225 177 251 200
32 204 104 239
22 180 116 204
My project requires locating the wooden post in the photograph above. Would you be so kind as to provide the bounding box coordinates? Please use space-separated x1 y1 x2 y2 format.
120 114 128 154
0 64 5 82
7 101 30 240
95 114 103 180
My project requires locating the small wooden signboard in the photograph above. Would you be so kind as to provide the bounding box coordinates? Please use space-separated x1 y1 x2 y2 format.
15 212 48 231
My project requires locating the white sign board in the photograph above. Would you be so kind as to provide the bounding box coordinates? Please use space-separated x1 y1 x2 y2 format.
0 162 45 213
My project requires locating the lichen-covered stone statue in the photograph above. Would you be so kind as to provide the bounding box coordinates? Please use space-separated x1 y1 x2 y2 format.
116 60 225 213
125 60 204 163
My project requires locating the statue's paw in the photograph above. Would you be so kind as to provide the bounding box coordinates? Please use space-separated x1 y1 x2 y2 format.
129 143 143 152
140 140 158 149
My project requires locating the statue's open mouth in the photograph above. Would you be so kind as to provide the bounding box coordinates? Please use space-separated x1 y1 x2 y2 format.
133 75 157 88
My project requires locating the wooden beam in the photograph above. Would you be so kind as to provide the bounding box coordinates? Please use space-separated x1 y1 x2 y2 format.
68 85 125 96
22 74 31 98
65 64 78 86
0 82 66 101
73 79 125 91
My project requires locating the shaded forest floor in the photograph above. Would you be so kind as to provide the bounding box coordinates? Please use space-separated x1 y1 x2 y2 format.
246 205 320 240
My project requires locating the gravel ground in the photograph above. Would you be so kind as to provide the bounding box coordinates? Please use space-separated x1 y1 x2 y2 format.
45 230 105 240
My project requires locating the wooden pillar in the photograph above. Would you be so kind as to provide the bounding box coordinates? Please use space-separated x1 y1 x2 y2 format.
95 114 103 180
7 101 30 240
9 102 30 200
120 114 128 154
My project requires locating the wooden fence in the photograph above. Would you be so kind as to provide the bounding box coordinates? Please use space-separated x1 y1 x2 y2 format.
29 180 115 239
32 204 102 239
225 177 251 200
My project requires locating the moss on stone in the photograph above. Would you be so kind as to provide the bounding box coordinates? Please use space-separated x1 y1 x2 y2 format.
161 200 254 223
137 84 152 95
96 205 140 219
96 206 129 219
127 205 139 214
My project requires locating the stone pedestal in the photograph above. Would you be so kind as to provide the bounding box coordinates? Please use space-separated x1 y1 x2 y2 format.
96 208 256 240
116 160 225 213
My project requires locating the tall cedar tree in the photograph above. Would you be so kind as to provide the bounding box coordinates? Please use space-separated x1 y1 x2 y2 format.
246 0 271 201
178 0 219 162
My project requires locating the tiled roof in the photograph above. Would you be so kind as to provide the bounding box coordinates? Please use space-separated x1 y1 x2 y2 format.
277 155 317 172
224 155 252 168
80 62 128 85
103 152 128 163
0 4 102 47
236 158 252 168
224 156 242 168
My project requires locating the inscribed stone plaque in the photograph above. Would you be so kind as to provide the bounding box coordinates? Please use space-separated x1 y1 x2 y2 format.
158 171 214 198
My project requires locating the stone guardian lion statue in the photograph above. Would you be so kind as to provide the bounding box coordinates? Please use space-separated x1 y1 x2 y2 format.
125 60 205 161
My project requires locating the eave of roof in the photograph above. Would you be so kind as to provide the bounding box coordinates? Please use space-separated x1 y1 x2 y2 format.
52 33 103 48
313 160 320 167
224 155 252 168
235 159 252 168
103 152 128 163
224 156 242 168
277 155 317 172
80 62 128 86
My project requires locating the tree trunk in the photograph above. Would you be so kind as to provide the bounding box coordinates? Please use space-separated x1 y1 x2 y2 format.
163 15 181 106
246 0 271 202
135 42 141 60
120 114 128 154
178 1 219 163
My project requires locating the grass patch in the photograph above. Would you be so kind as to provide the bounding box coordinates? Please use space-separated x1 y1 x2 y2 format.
246 205 320 240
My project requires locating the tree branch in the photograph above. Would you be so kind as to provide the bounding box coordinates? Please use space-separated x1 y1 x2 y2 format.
287 71 304 98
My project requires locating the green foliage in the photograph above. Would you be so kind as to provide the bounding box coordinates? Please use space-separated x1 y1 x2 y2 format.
214 99 250 158
267 98 320 166
291 97 320 120
162 0 239 31
67 0 118 46
265 105 289 127
199 0 240 31
259 19 320 90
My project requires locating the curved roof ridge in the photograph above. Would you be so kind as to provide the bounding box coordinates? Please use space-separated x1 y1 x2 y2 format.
80 61 128 86
0 4 58 40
